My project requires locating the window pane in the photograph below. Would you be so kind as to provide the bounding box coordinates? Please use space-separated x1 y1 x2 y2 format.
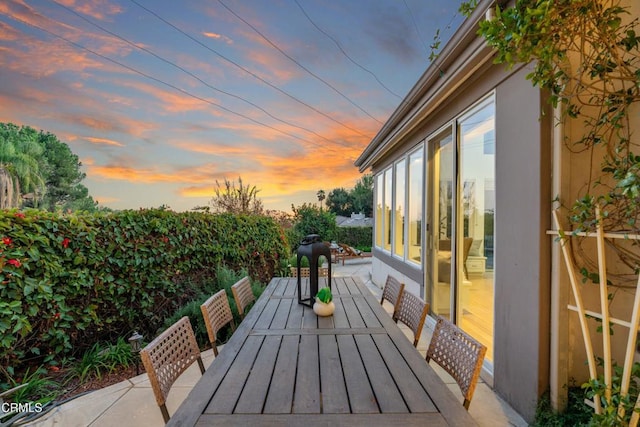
458 98 495 362
408 147 423 264
375 173 383 248
394 161 405 258
431 133 453 319
384 169 392 251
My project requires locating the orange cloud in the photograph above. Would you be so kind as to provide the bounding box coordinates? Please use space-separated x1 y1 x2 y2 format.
88 162 222 185
0 2 133 79
174 141 251 156
84 136 125 147
180 186 215 198
0 20 20 42
115 80 218 114
177 143 364 202
56 0 123 21
202 31 233 45
90 165 181 183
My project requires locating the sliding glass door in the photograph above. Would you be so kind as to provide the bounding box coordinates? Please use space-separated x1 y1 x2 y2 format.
426 96 495 361
428 130 454 319
457 98 495 361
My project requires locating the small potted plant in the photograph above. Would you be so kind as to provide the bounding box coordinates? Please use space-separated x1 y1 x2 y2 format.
313 287 335 316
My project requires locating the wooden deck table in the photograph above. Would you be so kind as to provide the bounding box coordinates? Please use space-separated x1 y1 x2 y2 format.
168 276 477 426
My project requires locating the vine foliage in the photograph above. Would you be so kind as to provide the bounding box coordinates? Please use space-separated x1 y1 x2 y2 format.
460 0 640 423
465 0 640 273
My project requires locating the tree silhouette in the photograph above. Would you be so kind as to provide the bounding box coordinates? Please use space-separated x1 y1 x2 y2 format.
316 189 326 211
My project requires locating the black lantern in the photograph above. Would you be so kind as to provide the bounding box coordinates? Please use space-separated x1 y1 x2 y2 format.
297 234 331 307
128 331 144 375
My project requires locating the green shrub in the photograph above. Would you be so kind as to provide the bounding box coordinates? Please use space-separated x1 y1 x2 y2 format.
72 343 110 382
0 209 288 379
99 337 135 371
1 366 60 405
334 226 372 250
162 266 259 348
533 387 591 427
70 338 134 382
162 299 211 349
288 204 337 251
287 255 309 268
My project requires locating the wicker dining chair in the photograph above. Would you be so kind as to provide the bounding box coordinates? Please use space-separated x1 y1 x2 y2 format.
380 275 405 315
140 316 205 423
201 289 236 357
426 316 487 410
231 276 255 319
393 290 429 347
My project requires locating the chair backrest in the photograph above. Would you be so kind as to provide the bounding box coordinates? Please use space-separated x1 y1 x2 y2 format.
231 276 255 318
380 275 405 314
338 243 359 256
290 267 329 278
200 289 235 356
140 316 205 423
426 316 487 410
393 291 429 347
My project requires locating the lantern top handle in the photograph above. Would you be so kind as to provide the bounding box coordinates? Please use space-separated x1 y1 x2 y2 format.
301 234 322 245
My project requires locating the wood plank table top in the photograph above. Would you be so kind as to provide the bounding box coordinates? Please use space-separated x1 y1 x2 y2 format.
168 276 477 426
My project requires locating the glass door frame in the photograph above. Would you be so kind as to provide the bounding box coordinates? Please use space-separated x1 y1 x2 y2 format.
426 123 460 321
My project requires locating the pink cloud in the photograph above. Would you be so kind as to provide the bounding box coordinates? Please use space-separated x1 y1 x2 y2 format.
202 31 233 44
84 136 125 147
114 80 218 114
56 0 123 21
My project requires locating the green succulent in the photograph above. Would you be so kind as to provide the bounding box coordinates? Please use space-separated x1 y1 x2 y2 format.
316 287 332 304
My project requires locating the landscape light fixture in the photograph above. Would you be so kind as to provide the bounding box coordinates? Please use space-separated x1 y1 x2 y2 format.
128 331 144 375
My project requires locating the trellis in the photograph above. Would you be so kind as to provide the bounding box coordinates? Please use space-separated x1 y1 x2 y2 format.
552 208 640 423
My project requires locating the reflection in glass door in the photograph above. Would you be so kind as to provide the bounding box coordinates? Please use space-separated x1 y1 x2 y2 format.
458 99 495 362
428 131 454 319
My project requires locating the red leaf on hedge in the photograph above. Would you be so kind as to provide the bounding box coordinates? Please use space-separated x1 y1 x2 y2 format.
7 259 21 267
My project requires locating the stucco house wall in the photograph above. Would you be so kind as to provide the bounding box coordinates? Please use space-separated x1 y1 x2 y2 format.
357 1 550 421
357 0 638 422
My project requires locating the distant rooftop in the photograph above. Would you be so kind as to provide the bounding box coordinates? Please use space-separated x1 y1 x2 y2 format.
336 213 373 227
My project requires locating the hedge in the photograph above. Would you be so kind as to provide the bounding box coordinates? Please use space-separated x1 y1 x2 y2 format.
0 208 288 374
334 227 372 250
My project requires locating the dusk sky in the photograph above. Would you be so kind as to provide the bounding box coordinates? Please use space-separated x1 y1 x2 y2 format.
0 0 464 212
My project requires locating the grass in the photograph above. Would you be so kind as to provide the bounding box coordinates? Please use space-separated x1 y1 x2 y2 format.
71 338 134 382
3 366 60 405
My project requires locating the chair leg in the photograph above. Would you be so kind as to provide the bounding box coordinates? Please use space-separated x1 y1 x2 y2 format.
463 398 471 410
213 344 219 357
160 404 170 423
197 357 205 374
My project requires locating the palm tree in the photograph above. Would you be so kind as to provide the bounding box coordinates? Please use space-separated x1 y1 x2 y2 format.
317 189 326 211
0 123 46 206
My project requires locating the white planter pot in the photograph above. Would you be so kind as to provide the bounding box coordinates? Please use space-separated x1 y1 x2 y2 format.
313 298 335 317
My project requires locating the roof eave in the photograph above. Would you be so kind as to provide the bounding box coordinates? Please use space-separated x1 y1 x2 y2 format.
355 0 503 172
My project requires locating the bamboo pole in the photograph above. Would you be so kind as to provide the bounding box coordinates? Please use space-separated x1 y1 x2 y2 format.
567 305 631 328
619 273 640 422
595 207 612 405
630 385 640 427
552 210 602 414
546 230 640 240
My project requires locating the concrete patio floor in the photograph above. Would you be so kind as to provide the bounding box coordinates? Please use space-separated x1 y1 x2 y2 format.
25 258 527 427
